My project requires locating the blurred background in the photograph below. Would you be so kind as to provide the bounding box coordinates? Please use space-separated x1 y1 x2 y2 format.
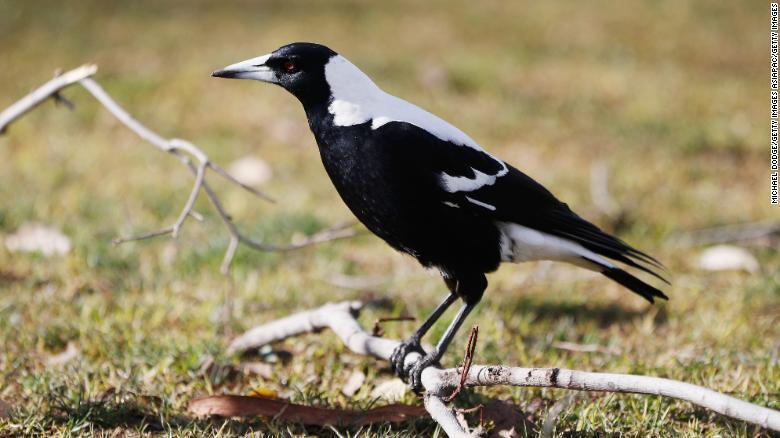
0 0 775 435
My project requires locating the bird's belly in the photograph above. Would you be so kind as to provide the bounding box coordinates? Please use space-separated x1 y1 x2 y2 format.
328 164 502 272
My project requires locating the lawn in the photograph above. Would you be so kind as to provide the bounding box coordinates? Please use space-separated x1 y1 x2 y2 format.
0 0 776 436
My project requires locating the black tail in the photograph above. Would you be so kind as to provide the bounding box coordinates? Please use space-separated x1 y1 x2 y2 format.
601 267 668 303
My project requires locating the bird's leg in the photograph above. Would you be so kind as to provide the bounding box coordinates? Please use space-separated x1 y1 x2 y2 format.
406 273 487 393
390 292 457 379
407 299 479 393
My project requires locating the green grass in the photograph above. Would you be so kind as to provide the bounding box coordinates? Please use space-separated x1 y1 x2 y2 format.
0 0 776 436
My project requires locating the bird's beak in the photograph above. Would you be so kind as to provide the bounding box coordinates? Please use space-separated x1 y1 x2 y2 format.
211 53 278 83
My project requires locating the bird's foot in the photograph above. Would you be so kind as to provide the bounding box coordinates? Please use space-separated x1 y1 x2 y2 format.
407 350 440 394
390 336 425 379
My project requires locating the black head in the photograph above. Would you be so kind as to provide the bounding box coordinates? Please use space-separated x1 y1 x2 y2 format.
212 42 337 107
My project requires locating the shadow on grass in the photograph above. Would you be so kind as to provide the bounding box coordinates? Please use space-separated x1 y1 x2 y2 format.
496 295 668 328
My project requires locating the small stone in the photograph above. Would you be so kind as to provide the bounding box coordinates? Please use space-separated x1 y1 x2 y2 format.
697 245 759 273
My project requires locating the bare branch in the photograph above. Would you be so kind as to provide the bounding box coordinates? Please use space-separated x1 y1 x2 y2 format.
172 161 207 238
443 325 478 403
371 315 415 337
227 301 780 436
0 64 98 133
0 66 357 273
677 220 780 246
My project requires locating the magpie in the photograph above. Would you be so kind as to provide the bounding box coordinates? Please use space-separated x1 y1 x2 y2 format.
212 42 668 391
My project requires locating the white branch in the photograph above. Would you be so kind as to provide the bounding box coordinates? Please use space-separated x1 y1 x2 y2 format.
0 65 358 273
0 64 98 133
228 301 780 436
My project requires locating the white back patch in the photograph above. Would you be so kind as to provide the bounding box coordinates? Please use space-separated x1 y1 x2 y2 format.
324 55 481 149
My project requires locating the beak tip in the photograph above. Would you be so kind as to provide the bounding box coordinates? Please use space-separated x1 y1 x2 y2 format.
211 69 232 78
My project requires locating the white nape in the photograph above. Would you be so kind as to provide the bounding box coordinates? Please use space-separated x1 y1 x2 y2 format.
324 55 481 149
324 55 509 193
496 222 613 270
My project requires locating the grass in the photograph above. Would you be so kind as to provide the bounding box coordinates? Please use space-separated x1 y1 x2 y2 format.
0 0 776 436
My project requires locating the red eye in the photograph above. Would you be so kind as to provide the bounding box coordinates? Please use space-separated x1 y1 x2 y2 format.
284 61 298 73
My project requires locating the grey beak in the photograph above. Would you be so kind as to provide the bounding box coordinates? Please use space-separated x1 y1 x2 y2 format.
211 53 278 83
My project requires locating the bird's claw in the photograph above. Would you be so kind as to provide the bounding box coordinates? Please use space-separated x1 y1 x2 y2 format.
390 337 424 379
408 352 439 394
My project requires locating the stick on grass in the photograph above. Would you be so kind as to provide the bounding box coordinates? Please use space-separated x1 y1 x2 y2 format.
227 301 780 436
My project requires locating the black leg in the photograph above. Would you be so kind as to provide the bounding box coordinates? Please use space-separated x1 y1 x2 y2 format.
407 300 479 392
390 292 457 378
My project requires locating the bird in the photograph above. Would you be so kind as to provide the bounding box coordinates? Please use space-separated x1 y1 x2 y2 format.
212 42 669 392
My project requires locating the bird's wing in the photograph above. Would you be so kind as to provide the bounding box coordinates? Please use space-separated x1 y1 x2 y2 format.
378 121 666 282
458 165 667 279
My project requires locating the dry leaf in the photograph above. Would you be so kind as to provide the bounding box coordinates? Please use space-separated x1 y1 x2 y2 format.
482 399 536 437
227 156 273 187
698 245 759 273
370 378 409 402
0 269 27 285
46 342 79 366
341 370 366 397
4 223 71 256
187 395 425 425
0 399 10 419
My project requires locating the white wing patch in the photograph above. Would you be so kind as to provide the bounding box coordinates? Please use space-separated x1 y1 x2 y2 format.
465 196 496 211
496 222 614 271
439 162 508 193
324 55 481 150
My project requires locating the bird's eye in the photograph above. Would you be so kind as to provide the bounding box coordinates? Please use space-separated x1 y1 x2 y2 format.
283 61 298 73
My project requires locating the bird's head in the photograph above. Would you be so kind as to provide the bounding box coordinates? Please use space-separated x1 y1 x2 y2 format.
212 42 337 107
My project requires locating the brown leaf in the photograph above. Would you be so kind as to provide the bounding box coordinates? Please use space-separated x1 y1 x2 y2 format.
187 395 425 426
482 399 536 438
0 399 10 419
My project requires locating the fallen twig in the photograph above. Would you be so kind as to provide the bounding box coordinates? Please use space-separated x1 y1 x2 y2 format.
676 220 780 246
552 341 621 355
371 315 416 337
0 65 358 273
443 325 478 403
227 301 780 436
541 392 578 438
